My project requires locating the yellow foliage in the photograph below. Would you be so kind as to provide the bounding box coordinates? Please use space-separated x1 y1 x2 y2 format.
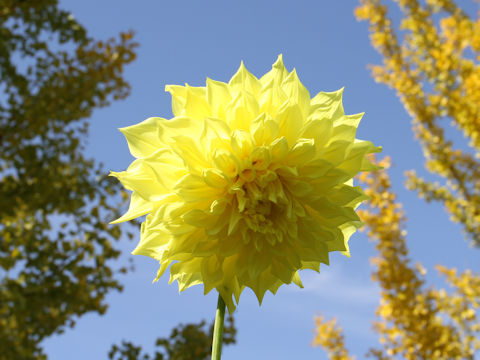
313 158 480 359
355 0 480 246
314 2 480 357
313 315 355 360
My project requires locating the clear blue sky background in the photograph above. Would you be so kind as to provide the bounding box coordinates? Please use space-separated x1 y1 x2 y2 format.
43 1 479 359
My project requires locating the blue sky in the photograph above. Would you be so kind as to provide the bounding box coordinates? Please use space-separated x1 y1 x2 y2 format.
43 1 479 359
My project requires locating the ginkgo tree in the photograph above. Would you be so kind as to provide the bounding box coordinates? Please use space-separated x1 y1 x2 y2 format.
314 0 480 358
356 0 480 246
314 158 480 360
0 1 137 358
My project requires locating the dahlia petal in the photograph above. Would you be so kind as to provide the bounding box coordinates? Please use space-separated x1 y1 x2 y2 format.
320 234 341 259
143 149 186 189
307 197 360 221
326 185 369 207
157 116 198 144
110 161 167 201
249 272 279 304
309 167 351 194
270 136 289 162
285 138 316 166
167 228 204 256
283 178 313 197
170 257 203 288
271 258 295 284
206 78 232 119
330 113 364 143
222 257 243 304
132 225 169 259
228 61 260 97
183 85 211 120
173 174 224 202
275 101 303 146
183 209 217 228
213 150 239 178
298 159 333 179
177 272 203 292
321 140 351 165
291 272 304 288
119 117 164 158
301 118 333 149
260 54 289 87
338 223 361 256
209 198 229 215
227 210 242 236
300 261 321 272
165 84 210 119
201 117 231 146
298 235 330 264
110 191 153 224
170 135 211 174
250 146 271 171
351 140 383 170
281 69 311 117
154 259 172 282
205 208 231 236
202 168 228 188
250 112 279 146
218 286 237 315
218 233 243 256
310 88 345 120
231 130 255 159
338 140 382 175
247 251 270 280
113 57 380 313
258 79 287 117
164 85 186 117
226 90 260 130
193 239 219 257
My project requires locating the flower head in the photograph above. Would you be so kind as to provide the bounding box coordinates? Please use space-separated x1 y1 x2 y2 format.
111 55 381 313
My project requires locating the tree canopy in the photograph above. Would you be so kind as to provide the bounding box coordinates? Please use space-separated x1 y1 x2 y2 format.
108 316 237 360
356 0 480 246
314 1 480 358
0 0 137 358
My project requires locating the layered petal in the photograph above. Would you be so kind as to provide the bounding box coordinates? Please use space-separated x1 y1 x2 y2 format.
111 56 380 313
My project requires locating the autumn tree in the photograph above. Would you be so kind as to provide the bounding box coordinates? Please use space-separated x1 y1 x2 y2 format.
314 1 480 358
314 158 480 359
0 1 137 358
108 316 237 360
355 0 480 246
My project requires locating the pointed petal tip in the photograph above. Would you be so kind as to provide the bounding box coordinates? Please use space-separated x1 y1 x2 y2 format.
109 218 122 225
341 250 351 258
274 54 284 66
165 84 184 93
256 293 265 305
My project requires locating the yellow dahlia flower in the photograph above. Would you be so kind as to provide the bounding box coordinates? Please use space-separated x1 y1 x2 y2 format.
111 56 381 313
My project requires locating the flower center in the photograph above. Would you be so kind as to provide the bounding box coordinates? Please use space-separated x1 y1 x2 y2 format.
228 165 292 248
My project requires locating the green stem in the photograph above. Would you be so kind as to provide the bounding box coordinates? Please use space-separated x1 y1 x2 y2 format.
211 294 226 360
